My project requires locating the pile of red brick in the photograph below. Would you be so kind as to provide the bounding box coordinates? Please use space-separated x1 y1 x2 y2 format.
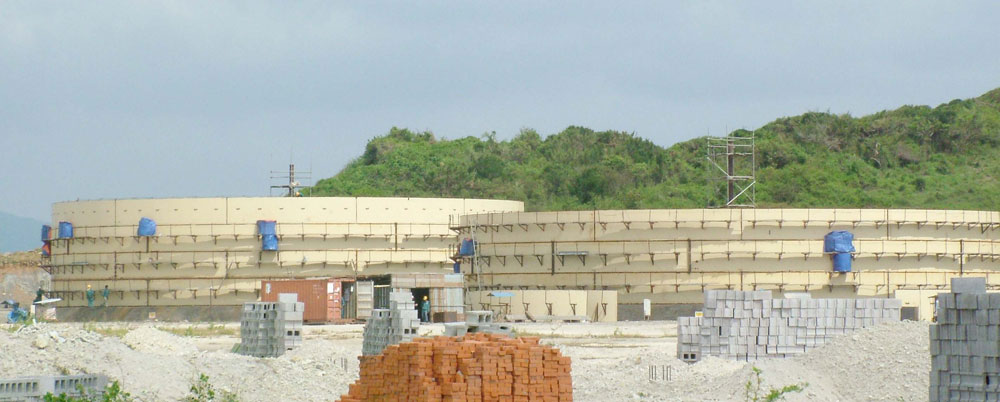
339 333 573 401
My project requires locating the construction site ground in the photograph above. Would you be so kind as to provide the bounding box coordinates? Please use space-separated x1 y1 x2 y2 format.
0 320 928 401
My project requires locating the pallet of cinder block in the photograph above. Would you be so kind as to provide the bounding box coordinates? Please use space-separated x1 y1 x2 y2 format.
929 277 998 401
0 374 109 401
677 316 703 362
361 290 422 356
682 289 903 362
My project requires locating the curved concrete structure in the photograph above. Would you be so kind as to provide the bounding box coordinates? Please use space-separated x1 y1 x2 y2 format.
457 209 1000 320
47 197 523 308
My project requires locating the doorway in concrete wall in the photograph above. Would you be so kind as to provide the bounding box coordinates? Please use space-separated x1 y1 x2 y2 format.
410 287 430 322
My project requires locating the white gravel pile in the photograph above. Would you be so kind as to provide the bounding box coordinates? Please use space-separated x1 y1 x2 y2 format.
123 326 197 355
0 323 359 402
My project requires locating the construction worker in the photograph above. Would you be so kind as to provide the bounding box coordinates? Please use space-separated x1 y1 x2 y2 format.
102 285 110 307
420 295 430 323
34 287 45 303
85 284 95 308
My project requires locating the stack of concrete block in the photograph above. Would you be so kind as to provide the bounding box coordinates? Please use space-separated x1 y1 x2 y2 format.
929 277 998 401
442 310 513 337
677 290 902 362
676 316 703 362
362 289 421 356
277 293 304 350
239 293 304 358
0 374 107 401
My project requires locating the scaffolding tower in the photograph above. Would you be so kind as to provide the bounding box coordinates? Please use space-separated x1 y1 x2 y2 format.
706 132 756 208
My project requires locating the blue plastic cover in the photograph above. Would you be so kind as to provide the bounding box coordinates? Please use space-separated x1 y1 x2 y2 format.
258 220 278 251
489 291 515 297
58 222 73 239
453 262 461 273
823 231 855 253
262 235 278 251
137 217 157 236
832 253 852 273
41 225 51 242
459 238 476 256
257 220 277 235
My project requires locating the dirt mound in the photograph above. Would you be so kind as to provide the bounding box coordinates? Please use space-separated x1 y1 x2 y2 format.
340 333 572 401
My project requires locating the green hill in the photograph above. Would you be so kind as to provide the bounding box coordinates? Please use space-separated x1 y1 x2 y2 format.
307 88 1000 211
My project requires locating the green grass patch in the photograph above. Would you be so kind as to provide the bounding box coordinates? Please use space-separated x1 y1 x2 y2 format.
82 323 128 338
157 324 237 337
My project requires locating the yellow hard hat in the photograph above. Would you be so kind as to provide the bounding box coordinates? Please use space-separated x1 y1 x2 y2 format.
423 296 428 300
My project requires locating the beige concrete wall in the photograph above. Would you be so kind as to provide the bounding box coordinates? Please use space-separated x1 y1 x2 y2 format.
48 197 522 307
466 290 617 322
459 208 1000 320
53 197 523 227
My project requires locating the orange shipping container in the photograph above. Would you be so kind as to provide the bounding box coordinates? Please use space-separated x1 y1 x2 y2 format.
261 278 346 323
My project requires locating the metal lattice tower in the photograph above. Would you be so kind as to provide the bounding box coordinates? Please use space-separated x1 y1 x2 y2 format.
706 132 756 208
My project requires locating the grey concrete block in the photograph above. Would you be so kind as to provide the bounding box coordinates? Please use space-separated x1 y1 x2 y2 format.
951 277 987 294
958 294 980 310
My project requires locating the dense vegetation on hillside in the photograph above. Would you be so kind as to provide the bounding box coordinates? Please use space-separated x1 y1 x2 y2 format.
307 88 1000 211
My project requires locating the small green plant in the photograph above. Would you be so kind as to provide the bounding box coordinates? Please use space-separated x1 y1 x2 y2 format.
82 323 128 338
185 373 238 402
43 380 132 402
744 366 807 402
158 324 237 337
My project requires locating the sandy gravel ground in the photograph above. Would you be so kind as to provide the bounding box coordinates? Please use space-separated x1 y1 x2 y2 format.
0 320 928 401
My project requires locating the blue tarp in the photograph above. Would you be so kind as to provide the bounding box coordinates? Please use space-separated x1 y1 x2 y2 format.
137 217 157 236
257 220 277 235
257 220 278 251
823 231 855 253
832 253 853 273
41 225 51 242
459 238 476 256
825 231 855 272
57 222 73 239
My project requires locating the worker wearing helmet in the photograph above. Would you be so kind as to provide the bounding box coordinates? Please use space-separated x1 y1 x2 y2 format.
420 295 430 323
85 284 96 308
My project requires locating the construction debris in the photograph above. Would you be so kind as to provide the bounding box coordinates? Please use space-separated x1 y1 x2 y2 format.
340 333 572 402
677 290 902 362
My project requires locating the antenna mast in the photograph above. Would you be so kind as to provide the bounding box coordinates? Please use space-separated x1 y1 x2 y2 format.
270 163 312 197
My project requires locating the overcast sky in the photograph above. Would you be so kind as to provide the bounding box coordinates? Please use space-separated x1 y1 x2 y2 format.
1 1 998 222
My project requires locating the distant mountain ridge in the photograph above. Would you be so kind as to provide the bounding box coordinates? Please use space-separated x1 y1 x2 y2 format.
0 211 45 253
307 87 1000 211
